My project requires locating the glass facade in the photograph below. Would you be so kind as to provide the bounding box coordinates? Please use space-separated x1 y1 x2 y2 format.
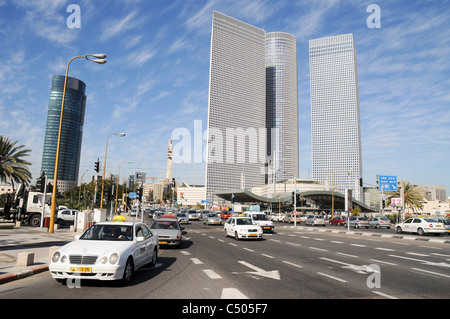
309 34 362 200
205 12 298 203
266 32 298 182
206 11 267 203
41 75 87 193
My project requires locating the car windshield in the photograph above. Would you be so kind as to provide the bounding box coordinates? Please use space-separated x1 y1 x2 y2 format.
207 213 218 218
151 220 180 230
252 214 268 220
80 224 133 241
177 213 186 217
236 218 254 225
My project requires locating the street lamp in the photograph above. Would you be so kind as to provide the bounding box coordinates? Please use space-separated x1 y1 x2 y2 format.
100 132 126 210
48 54 107 233
114 161 131 216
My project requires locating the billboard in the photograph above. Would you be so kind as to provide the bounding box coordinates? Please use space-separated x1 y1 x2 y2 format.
377 175 398 191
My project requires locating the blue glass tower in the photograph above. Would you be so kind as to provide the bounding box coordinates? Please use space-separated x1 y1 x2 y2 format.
41 75 87 193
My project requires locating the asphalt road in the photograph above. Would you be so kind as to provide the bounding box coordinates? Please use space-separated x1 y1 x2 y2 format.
1 217 449 301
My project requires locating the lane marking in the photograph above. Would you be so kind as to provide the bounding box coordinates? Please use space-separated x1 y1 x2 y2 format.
375 247 395 251
180 251 191 256
190 258 203 265
370 259 397 266
261 253 275 259
412 268 450 278
317 272 347 282
203 269 222 279
373 291 398 299
221 288 249 299
282 260 303 268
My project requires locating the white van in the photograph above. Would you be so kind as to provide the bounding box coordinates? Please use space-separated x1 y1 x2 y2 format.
243 212 274 233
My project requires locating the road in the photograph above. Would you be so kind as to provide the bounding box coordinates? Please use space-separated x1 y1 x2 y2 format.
1 216 449 301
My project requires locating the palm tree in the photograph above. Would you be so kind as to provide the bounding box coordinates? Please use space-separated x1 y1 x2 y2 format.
386 181 424 214
0 135 32 187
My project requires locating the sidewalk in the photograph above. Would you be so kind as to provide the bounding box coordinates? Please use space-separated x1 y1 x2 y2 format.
0 215 139 285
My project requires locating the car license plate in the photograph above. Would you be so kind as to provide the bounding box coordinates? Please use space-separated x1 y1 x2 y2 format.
264 227 270 229
249 233 257 237
69 267 91 273
159 241 168 244
436 225 441 227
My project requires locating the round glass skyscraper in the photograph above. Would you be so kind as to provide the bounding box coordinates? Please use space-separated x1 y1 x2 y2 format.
40 75 87 193
265 32 299 182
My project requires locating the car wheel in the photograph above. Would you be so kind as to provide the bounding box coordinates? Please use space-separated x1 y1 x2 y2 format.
396 226 402 234
121 257 134 285
417 228 425 236
149 248 158 266
235 232 240 240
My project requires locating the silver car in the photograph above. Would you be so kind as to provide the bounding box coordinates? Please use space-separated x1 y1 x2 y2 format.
344 216 370 228
305 215 325 226
203 213 222 225
150 218 183 248
176 212 189 224
368 217 391 229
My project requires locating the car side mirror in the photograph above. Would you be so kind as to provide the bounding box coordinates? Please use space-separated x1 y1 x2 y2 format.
136 236 145 242
74 235 80 240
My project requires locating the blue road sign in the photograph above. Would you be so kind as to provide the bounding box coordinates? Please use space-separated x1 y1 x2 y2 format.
129 192 137 199
378 175 397 191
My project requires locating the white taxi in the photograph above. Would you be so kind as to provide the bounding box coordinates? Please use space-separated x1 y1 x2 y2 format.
395 218 445 236
224 217 263 240
49 222 158 285
243 212 274 233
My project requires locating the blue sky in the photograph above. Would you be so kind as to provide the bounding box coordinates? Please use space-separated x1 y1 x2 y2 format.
0 0 449 196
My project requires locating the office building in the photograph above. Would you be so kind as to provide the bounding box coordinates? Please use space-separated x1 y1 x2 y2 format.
266 32 299 182
205 11 298 203
40 75 87 193
309 34 363 200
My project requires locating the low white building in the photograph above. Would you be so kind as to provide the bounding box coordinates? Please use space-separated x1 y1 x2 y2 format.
177 182 206 208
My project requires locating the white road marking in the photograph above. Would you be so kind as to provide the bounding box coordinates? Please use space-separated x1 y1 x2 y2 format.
317 272 347 282
373 291 398 299
203 269 222 279
221 288 249 299
190 258 203 264
282 260 303 268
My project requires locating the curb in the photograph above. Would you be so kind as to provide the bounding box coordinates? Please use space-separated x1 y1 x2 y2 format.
282 225 450 244
0 265 49 285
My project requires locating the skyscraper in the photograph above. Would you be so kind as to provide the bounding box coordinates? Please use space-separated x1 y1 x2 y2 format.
266 32 299 182
41 75 87 193
309 33 363 200
205 11 298 203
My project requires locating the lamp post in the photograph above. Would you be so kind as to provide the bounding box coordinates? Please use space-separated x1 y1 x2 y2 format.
114 161 131 216
100 132 126 210
49 54 107 233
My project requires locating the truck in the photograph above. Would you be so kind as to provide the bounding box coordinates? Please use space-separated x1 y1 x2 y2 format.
1 183 53 227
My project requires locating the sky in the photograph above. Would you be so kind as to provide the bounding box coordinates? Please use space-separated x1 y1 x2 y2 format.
0 0 449 197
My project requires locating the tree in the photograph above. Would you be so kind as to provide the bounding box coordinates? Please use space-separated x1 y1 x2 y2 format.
386 181 424 214
0 136 32 187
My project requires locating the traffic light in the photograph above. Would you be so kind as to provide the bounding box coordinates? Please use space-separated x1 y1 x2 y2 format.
382 199 385 209
138 187 143 201
94 159 100 173
359 177 363 187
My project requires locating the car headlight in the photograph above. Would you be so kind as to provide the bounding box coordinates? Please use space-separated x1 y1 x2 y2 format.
61 255 67 263
100 256 108 264
109 253 119 264
52 251 60 263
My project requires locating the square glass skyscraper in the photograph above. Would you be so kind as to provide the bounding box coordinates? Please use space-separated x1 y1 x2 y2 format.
309 34 362 200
